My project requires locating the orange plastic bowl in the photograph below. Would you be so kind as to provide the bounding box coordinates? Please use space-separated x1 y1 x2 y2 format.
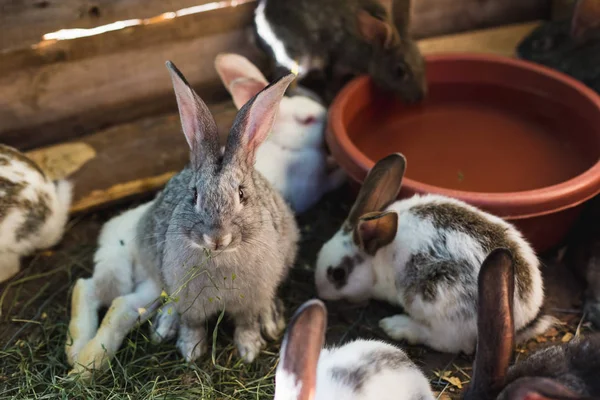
327 53 600 252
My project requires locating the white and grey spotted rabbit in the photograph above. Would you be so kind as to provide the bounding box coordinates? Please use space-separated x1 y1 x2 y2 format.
315 153 554 355
135 62 300 363
214 53 346 213
463 248 600 400
0 144 72 283
66 200 161 378
274 299 435 400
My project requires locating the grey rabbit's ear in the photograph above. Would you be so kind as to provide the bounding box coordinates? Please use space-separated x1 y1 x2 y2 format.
571 0 600 43
166 60 220 169
274 299 327 400
499 377 590 400
346 153 405 229
355 211 398 255
464 248 515 400
224 74 295 168
356 9 397 49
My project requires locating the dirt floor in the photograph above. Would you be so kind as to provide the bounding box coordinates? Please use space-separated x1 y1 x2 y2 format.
0 184 597 400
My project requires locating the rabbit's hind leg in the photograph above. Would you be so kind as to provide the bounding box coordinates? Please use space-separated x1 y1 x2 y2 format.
65 278 101 366
69 279 161 379
0 252 20 283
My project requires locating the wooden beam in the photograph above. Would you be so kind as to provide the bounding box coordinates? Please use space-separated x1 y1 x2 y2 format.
418 21 542 57
0 0 256 52
408 0 550 39
0 1 266 151
22 22 542 215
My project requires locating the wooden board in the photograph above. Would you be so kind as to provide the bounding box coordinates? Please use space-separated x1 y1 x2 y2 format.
0 0 254 52
21 22 542 215
408 0 549 38
418 21 542 57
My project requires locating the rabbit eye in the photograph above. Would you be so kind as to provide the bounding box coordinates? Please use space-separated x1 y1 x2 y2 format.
238 186 245 202
296 115 317 125
532 37 554 52
192 188 198 205
395 63 407 80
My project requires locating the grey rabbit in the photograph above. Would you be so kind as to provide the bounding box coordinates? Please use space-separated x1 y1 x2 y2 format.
253 0 427 103
463 248 600 400
136 62 300 363
516 0 600 93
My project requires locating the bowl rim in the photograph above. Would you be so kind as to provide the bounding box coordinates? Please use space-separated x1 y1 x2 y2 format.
327 52 600 218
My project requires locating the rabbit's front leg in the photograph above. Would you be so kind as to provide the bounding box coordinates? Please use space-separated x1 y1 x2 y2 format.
69 279 161 378
65 278 100 366
233 311 266 363
176 322 207 362
151 302 179 343
0 252 20 283
259 297 286 341
379 314 429 346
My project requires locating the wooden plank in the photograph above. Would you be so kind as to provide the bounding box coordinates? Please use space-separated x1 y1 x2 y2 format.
0 0 256 52
407 0 550 39
25 101 237 213
22 22 542 215
417 21 542 57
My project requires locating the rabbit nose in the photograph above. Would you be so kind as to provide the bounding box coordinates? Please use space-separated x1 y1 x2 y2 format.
203 233 232 250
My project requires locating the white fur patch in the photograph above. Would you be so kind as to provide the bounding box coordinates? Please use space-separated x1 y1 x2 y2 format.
274 370 303 400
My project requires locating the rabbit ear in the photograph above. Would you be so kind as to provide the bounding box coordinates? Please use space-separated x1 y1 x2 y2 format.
355 211 398 255
571 0 600 42
166 61 220 169
229 79 270 110
356 10 397 49
347 153 406 228
465 248 515 400
223 74 295 168
214 53 269 109
501 377 588 400
274 299 327 400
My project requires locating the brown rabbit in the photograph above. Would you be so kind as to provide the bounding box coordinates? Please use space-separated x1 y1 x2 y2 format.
253 0 426 103
463 248 600 400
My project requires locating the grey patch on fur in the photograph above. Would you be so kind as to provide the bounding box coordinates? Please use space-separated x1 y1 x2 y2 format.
327 253 364 289
330 349 412 391
411 203 533 301
16 190 51 241
503 334 600 397
0 145 46 178
0 178 26 222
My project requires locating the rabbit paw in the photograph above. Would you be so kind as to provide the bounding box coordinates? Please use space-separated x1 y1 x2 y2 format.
379 315 424 345
151 305 179 343
176 325 207 362
260 298 286 341
235 326 266 363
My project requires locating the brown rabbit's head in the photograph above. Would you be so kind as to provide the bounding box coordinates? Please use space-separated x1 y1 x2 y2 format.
355 1 427 102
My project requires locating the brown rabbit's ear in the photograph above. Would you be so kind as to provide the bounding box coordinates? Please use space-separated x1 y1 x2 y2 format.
464 248 516 400
274 299 327 400
346 153 406 229
166 60 220 169
500 377 588 400
224 74 295 168
214 53 269 109
356 10 397 49
571 0 600 42
355 211 398 255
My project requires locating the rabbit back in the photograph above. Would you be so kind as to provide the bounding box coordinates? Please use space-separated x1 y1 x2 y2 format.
315 340 435 400
0 145 72 256
502 334 600 398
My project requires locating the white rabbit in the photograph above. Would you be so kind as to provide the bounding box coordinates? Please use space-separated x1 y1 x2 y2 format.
315 153 555 355
214 53 346 214
0 144 72 283
274 299 436 400
65 200 167 378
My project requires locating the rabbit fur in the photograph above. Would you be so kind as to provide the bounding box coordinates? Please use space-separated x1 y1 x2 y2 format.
315 153 554 355
253 0 426 103
463 248 600 400
0 144 72 283
135 62 299 364
214 53 346 213
516 0 600 93
274 299 436 400
65 200 162 378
